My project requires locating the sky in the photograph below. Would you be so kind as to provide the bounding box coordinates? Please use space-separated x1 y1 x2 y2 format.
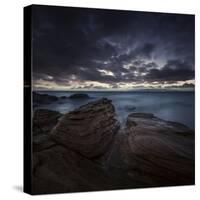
32 5 195 90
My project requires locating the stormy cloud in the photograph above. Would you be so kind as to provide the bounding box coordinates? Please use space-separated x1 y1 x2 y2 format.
32 5 195 90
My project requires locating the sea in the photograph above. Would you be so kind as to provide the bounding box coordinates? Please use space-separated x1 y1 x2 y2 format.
34 90 195 129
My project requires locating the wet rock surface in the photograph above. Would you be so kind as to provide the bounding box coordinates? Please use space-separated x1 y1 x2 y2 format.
32 98 194 194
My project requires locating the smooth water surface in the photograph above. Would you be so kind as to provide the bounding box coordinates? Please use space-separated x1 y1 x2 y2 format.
35 91 195 129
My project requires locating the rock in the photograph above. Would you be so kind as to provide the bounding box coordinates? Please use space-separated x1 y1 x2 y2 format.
68 93 90 99
60 96 67 99
32 98 143 194
33 109 63 152
33 134 56 152
33 109 62 135
33 92 58 104
51 98 120 158
122 112 194 186
32 100 194 194
32 145 132 194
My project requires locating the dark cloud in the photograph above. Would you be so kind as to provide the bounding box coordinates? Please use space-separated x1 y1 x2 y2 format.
144 59 194 81
164 59 193 70
32 5 195 89
135 43 156 59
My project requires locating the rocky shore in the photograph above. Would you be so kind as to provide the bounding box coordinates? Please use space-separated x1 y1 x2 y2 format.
33 92 91 106
33 92 59 105
32 98 194 194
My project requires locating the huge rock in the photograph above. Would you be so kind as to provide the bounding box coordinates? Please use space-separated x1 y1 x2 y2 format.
51 98 120 158
121 113 194 186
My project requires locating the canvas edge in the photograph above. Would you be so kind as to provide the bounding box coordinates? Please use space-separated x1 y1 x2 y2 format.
23 5 33 195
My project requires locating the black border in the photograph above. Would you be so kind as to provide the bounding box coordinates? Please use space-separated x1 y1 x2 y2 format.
23 5 32 194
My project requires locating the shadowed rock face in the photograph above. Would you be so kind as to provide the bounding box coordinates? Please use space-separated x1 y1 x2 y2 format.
51 98 120 158
32 144 137 194
33 109 63 152
32 99 194 194
33 109 62 135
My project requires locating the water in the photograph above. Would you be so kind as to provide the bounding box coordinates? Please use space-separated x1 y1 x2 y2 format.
34 91 195 129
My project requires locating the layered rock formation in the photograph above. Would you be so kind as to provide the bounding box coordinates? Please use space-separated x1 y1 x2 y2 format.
122 113 194 186
32 98 194 194
51 98 120 158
